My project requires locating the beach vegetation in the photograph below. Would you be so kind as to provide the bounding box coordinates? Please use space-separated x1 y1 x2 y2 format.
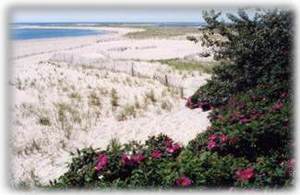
15 78 25 90
117 104 137 121
30 80 36 88
24 139 41 155
187 8 293 187
160 100 173 111
110 88 119 107
192 9 292 106
186 35 198 43
98 87 109 96
69 92 81 101
134 96 140 109
157 58 218 74
167 87 180 97
55 102 81 138
125 27 199 39
48 9 293 189
125 77 132 86
144 89 157 103
38 116 51 126
88 92 101 107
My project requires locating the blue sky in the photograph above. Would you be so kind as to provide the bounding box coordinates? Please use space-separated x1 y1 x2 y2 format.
11 8 253 23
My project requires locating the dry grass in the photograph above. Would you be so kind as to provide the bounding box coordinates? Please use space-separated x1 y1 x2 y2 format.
88 92 101 107
144 89 157 103
110 88 119 107
38 116 51 126
160 100 173 111
69 92 81 101
116 104 137 121
134 96 140 109
55 102 81 139
125 27 199 39
156 58 220 74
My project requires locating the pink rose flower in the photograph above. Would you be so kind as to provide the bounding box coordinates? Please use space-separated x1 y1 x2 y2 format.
151 150 162 159
164 137 174 146
166 143 181 154
95 153 109 171
287 159 295 175
207 140 217 150
209 134 218 141
131 153 145 164
272 101 284 111
280 92 288 98
235 167 255 182
207 133 228 149
121 153 145 166
219 134 228 143
239 116 251 124
175 176 193 187
121 154 133 166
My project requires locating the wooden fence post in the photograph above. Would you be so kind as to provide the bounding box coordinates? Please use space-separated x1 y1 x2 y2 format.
165 75 169 87
180 87 184 99
131 63 135 76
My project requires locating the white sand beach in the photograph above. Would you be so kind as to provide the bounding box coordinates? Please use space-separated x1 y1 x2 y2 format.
9 26 213 186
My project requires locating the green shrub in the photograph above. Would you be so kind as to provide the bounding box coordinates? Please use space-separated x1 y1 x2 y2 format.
192 9 292 106
49 129 293 189
185 82 292 188
49 135 185 189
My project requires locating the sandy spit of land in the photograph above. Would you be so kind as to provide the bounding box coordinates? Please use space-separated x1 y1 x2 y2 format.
9 26 212 187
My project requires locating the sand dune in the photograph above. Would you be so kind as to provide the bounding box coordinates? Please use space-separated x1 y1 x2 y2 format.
9 26 212 187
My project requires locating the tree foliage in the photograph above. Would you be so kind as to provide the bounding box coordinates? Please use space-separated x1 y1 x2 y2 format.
193 9 293 106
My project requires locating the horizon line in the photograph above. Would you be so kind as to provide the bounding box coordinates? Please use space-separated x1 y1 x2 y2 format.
10 21 206 24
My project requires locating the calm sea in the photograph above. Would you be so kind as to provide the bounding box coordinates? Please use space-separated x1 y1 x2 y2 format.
11 24 105 40
10 22 204 40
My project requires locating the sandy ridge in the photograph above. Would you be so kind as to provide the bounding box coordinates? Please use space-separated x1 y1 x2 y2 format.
9 26 211 187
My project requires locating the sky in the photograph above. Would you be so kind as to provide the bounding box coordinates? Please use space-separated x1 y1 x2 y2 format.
10 7 253 23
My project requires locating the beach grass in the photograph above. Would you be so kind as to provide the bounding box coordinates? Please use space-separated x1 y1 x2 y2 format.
125 27 199 39
155 58 220 73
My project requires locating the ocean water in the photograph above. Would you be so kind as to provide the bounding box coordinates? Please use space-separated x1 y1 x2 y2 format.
11 27 105 40
10 22 204 40
12 22 204 27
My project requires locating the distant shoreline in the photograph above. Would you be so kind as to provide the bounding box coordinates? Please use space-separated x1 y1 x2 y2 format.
10 23 201 41
10 22 205 27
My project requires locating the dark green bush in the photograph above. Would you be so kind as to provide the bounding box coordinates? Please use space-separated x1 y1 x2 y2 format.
192 9 292 106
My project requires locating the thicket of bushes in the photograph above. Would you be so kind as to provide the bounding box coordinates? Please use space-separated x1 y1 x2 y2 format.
191 9 292 106
48 9 293 189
